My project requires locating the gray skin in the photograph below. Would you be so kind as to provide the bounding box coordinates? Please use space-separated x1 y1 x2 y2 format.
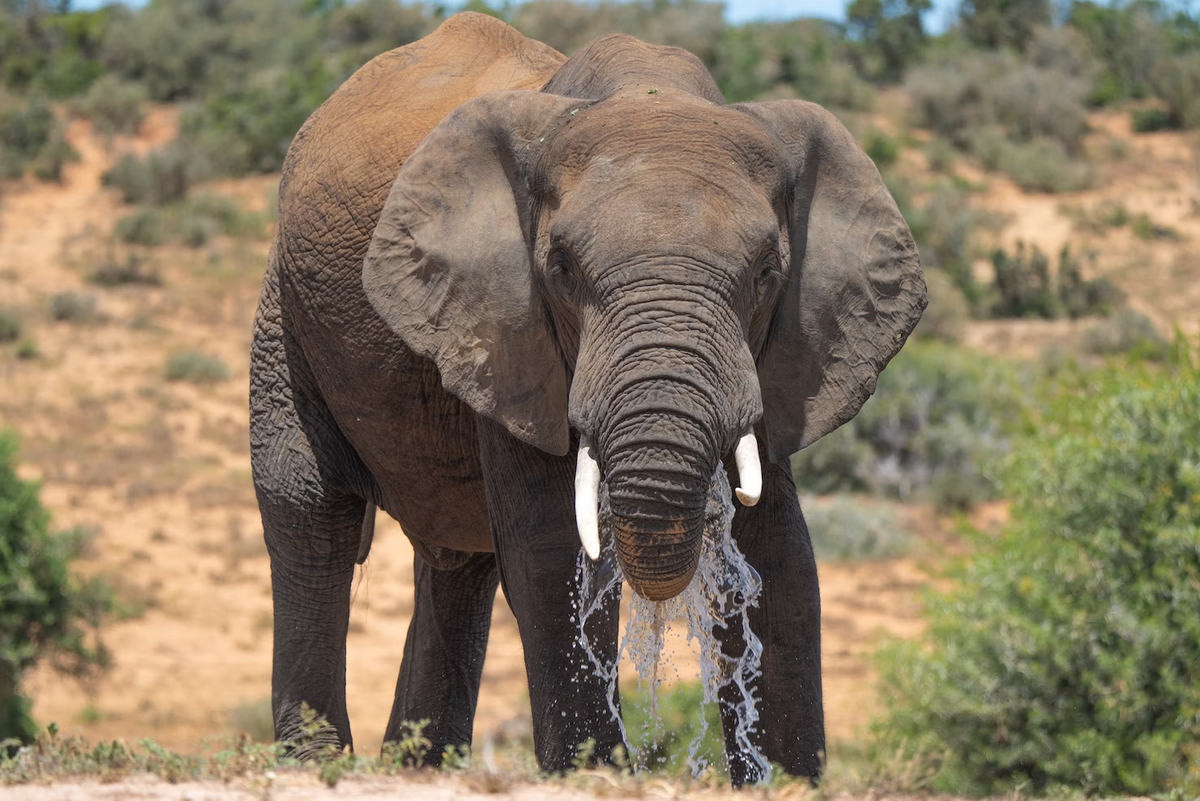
249 12 925 784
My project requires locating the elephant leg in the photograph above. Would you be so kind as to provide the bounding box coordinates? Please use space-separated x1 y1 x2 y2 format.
718 453 824 785
383 550 499 763
251 264 371 757
476 417 624 773
261 495 363 757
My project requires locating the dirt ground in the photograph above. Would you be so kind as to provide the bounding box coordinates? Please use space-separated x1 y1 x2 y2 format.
1 103 1196 794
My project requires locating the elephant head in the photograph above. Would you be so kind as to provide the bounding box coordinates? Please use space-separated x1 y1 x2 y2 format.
362 47 925 601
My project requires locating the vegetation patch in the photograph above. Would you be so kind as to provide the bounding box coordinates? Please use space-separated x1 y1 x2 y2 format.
802 495 909 561
792 341 1026 510
164 351 230 384
0 431 110 744
873 360 1200 796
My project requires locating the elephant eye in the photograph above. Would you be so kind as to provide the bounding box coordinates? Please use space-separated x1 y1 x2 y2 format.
549 248 579 293
755 249 782 297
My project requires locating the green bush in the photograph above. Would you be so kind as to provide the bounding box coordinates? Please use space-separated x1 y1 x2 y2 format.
862 128 899 168
1131 106 1175 133
792 341 1024 508
0 96 74 181
802 495 909 561
0 430 110 743
620 681 725 776
989 243 1120 319
102 142 205 205
0 308 20 343
1083 309 1168 360
114 208 167 246
911 267 969 344
873 366 1200 796
48 292 98 323
74 75 146 137
1151 52 1200 130
1130 211 1179 241
164 351 230 383
88 253 161 287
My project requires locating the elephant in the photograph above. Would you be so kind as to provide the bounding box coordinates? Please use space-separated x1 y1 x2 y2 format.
249 11 925 784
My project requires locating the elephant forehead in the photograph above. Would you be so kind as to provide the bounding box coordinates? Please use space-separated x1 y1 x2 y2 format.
543 93 785 188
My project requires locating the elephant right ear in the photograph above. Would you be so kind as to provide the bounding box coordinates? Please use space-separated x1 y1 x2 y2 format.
735 100 927 465
363 91 588 457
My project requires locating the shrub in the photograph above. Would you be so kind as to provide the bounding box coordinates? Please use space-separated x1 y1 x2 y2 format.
911 267 968 344
1130 212 1179 241
1058 249 1123 319
48 292 98 323
0 96 74 181
88 253 161 287
29 129 78 183
873 367 1200 796
792 341 1024 507
862 128 899 168
801 495 909 561
989 242 1058 319
229 697 274 743
620 681 725 775
0 308 20 343
1131 107 1175 133
1083 309 1168 359
1151 52 1200 130
0 430 110 743
923 137 955 173
75 75 146 137
164 350 229 383
114 208 167 246
989 243 1119 319
102 142 206 205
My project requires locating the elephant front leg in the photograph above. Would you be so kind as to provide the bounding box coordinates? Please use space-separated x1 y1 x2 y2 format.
718 451 824 785
476 417 624 773
384 550 499 763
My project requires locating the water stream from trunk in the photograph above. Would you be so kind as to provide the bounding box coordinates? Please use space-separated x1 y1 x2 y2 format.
573 464 772 782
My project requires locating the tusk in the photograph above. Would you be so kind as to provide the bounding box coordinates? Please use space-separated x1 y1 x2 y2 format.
575 435 602 560
734 431 761 507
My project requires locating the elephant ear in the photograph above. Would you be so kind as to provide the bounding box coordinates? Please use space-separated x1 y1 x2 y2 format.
735 100 927 464
363 91 586 457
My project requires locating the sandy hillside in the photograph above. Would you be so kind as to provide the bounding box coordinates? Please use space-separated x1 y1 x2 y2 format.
1 104 1195 766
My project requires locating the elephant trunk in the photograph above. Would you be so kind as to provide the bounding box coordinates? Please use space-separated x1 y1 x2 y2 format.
600 387 718 601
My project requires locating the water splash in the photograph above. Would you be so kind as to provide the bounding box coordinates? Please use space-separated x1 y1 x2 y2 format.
574 463 772 783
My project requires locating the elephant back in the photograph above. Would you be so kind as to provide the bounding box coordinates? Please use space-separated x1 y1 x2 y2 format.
277 12 566 290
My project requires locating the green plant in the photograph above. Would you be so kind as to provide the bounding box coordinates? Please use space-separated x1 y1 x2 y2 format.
911 267 969 343
862 128 899 168
801 495 909 561
48 292 98 323
0 309 20 343
74 75 146 137
102 142 203 205
0 431 110 743
164 351 230 384
792 341 1024 507
989 241 1059 319
89 253 162 287
873 366 1200 796
113 208 167 246
1131 106 1175 133
1130 212 1179 241
15 341 37 361
229 697 274 743
1083 309 1169 360
381 718 432 768
620 681 726 776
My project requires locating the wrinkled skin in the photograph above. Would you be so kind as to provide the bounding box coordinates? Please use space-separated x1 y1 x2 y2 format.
250 12 925 783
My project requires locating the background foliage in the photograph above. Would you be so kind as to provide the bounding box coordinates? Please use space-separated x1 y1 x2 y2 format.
873 360 1200 796
0 431 109 745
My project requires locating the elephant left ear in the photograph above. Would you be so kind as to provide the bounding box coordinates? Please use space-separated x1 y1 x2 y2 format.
734 100 927 464
363 91 588 457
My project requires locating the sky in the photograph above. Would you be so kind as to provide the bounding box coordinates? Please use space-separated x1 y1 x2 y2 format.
71 0 963 29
